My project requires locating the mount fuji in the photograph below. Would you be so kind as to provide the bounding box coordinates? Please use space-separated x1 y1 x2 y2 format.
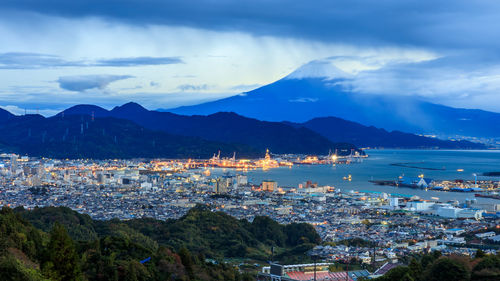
167 60 500 138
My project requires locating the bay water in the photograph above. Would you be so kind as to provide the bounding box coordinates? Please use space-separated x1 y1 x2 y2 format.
217 150 500 204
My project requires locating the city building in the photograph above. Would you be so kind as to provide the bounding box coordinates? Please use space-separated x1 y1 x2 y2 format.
262 180 277 192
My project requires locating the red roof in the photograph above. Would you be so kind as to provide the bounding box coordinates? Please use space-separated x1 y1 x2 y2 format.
286 271 354 281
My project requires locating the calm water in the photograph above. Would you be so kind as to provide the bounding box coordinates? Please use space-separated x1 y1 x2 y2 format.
216 150 500 203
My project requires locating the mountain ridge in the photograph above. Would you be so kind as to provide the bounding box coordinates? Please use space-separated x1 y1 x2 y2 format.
58 102 486 150
59 103 360 155
0 114 261 159
289 117 484 149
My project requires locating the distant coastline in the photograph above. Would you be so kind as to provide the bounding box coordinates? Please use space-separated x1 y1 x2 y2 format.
390 162 446 170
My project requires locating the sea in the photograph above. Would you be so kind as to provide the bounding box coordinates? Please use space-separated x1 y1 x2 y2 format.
213 150 500 204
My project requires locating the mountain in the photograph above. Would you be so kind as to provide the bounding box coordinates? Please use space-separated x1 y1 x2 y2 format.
166 61 500 138
0 114 259 159
60 102 485 149
290 117 485 149
60 103 359 155
0 107 15 122
61 104 110 117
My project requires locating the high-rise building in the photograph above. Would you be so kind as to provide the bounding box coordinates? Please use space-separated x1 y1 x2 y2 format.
262 180 277 192
10 155 18 175
390 197 399 208
97 173 105 184
236 175 248 186
215 177 230 194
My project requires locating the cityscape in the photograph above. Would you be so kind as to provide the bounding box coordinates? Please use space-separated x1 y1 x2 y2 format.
1 1 500 281
1 150 499 280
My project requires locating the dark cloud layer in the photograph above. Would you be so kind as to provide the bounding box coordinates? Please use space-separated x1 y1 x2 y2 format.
0 52 182 69
2 0 499 52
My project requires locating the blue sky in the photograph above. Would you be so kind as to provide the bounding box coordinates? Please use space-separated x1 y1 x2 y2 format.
1 0 500 115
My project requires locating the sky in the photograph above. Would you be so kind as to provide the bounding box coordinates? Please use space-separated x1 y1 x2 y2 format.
1 0 500 115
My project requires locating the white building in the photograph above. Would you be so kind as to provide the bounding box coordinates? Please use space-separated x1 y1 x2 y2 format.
436 207 460 218
440 237 466 245
475 232 496 239
444 228 465 235
487 235 500 242
390 197 399 208
457 209 483 220
407 201 435 211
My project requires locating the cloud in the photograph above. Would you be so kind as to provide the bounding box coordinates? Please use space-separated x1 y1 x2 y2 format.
0 52 80 69
286 60 352 79
340 56 500 98
229 84 262 92
307 55 500 112
57 75 133 91
0 90 236 116
288 98 318 103
177 84 210 91
0 52 182 69
0 105 60 116
1 1 500 113
94 56 182 67
2 0 499 52
0 10 438 108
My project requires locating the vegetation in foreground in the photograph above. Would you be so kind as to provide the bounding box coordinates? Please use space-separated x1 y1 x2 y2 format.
0 205 320 280
3 204 498 281
369 250 500 281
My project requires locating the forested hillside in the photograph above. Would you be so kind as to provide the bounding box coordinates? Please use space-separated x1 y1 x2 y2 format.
0 205 320 280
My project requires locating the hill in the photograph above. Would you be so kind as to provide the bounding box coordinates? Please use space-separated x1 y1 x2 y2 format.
0 107 15 122
60 102 359 155
17 205 320 263
61 102 485 149
0 114 259 159
3 206 499 280
291 117 485 149
167 61 500 138
0 206 321 280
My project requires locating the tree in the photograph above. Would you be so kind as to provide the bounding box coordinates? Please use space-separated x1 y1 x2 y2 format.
400 273 414 281
377 266 414 281
178 247 194 279
421 252 438 269
425 258 469 281
432 250 442 259
475 249 486 259
408 258 422 278
0 255 45 281
471 255 500 281
124 260 150 281
251 216 285 246
283 223 321 246
43 222 81 281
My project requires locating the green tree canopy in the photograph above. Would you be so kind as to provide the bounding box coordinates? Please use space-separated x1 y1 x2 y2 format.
425 257 470 281
43 222 81 281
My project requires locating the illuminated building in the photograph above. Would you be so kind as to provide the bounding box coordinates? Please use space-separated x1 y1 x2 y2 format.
215 176 232 194
262 180 277 192
10 155 18 175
